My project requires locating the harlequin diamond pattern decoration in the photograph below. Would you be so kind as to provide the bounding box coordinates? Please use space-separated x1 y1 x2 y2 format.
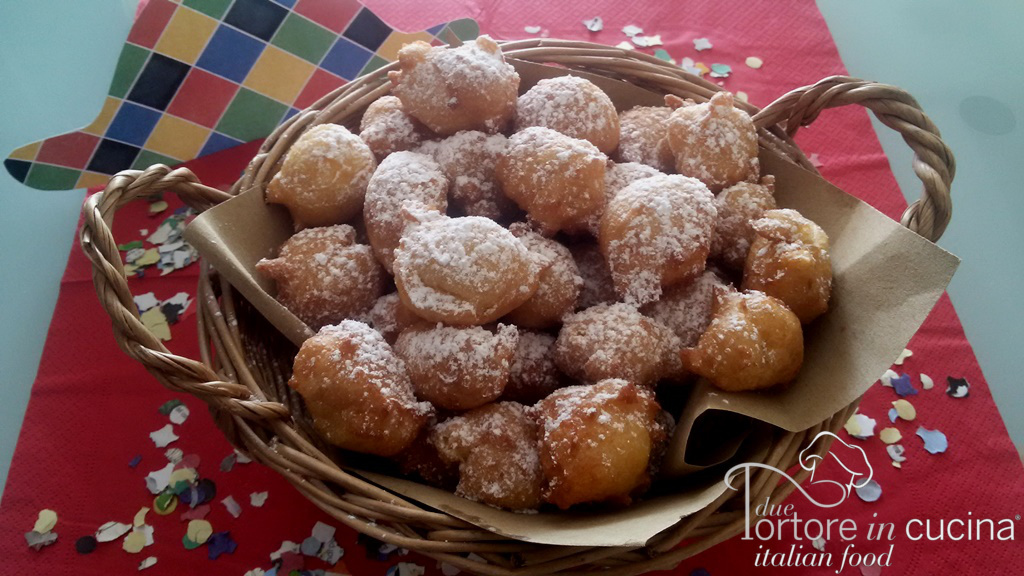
6 0 479 190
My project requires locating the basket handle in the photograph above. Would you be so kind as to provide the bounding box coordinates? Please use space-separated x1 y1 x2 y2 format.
753 75 955 242
79 165 288 423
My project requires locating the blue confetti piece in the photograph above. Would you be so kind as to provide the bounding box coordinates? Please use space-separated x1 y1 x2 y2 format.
855 479 882 502
207 531 237 560
709 63 732 78
917 427 948 454
129 454 142 468
888 408 899 423
891 373 918 396
691 570 711 576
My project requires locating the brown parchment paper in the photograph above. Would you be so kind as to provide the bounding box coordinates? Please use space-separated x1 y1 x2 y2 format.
183 60 959 547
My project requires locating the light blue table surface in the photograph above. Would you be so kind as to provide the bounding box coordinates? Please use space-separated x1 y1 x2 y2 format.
1 0 1022 500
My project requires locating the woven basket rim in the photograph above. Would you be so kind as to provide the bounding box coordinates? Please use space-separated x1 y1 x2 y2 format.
79 38 955 576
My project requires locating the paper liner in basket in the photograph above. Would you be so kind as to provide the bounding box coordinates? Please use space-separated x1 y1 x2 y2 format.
183 61 958 547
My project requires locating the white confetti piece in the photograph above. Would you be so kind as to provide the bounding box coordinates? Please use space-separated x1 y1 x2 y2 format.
921 373 935 390
250 491 269 507
134 293 160 313
632 34 663 47
145 463 175 495
33 509 57 534
441 563 462 576
95 521 132 543
137 524 154 546
736 91 749 103
221 495 242 518
149 424 178 448
169 404 190 425
622 25 644 37
318 538 345 565
887 444 907 463
244 570 266 576
812 537 826 552
270 541 301 562
880 427 902 444
165 448 183 464
25 530 58 550
745 56 764 69
892 461 902 468
523 25 541 34
235 450 252 464
855 479 882 503
680 57 702 76
133 507 149 528
895 348 913 365
138 557 158 571
880 368 899 387
809 153 825 168
693 37 713 51
892 399 917 421
395 563 427 576
917 427 948 454
582 17 603 32
845 413 876 439
615 41 635 50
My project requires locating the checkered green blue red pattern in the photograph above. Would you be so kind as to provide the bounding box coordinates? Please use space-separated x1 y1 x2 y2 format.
6 0 479 190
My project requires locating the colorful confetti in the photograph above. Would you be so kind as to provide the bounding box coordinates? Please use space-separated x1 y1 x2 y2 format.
145 463 175 494
615 40 636 50
25 530 58 550
622 25 644 37
180 505 211 521
250 491 269 508
149 424 179 448
312 521 337 544
632 35 663 47
946 376 970 398
709 63 732 78
153 493 178 515
187 520 214 546
138 556 158 570
693 37 713 51
654 49 675 63
917 427 949 454
745 56 764 69
133 507 150 527
895 348 913 365
812 537 826 552
32 509 57 534
95 521 132 543
736 91 749 103
388 562 427 576
76 535 98 554
887 444 907 463
523 25 541 34
891 374 918 397
301 535 324 557
582 17 603 32
880 428 902 444
221 495 242 518
844 413 877 439
129 454 142 468
892 399 917 421
207 532 238 560
123 530 147 554
855 479 882 503
921 373 935 390
809 153 825 168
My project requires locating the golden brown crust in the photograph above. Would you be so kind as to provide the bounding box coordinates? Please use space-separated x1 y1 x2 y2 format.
665 92 759 192
515 76 620 154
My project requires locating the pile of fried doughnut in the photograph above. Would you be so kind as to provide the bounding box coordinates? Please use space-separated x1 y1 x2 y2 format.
256 36 833 512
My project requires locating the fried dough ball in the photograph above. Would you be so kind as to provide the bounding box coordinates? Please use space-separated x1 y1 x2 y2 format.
389 36 519 135
681 290 803 392
393 421 459 490
394 323 518 411
289 321 432 456
393 211 543 324
666 92 759 192
266 124 376 230
430 402 543 510
587 161 662 234
568 242 617 309
599 174 717 305
367 292 428 344
504 223 583 328
497 127 607 235
503 330 570 405
417 130 516 220
617 105 674 172
712 176 777 269
554 303 673 387
641 269 727 348
363 151 448 273
742 208 832 323
256 225 387 330
359 95 434 160
514 76 620 154
536 379 665 509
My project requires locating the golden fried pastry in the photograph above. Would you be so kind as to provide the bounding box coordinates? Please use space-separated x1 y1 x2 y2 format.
394 323 518 411
393 421 459 490
666 92 759 192
289 321 432 456
502 330 570 405
554 303 674 387
497 127 607 235
363 150 448 273
417 130 517 220
681 289 803 392
393 211 543 325
514 75 620 154
536 379 665 509
587 161 662 234
742 208 832 323
712 176 777 269
359 95 434 160
389 36 519 135
504 223 583 328
256 225 387 330
431 402 543 510
568 242 617 309
266 124 376 230
599 174 717 305
641 269 727 348
367 292 428 344
617 105 674 172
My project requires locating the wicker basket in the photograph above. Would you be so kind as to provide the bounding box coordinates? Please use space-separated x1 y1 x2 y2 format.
80 39 954 575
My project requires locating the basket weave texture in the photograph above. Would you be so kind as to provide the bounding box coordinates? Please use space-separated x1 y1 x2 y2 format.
80 39 954 576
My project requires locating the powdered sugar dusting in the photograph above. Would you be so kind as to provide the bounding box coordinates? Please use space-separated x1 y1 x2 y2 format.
417 131 512 219
515 76 619 152
618 106 673 172
641 270 725 347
